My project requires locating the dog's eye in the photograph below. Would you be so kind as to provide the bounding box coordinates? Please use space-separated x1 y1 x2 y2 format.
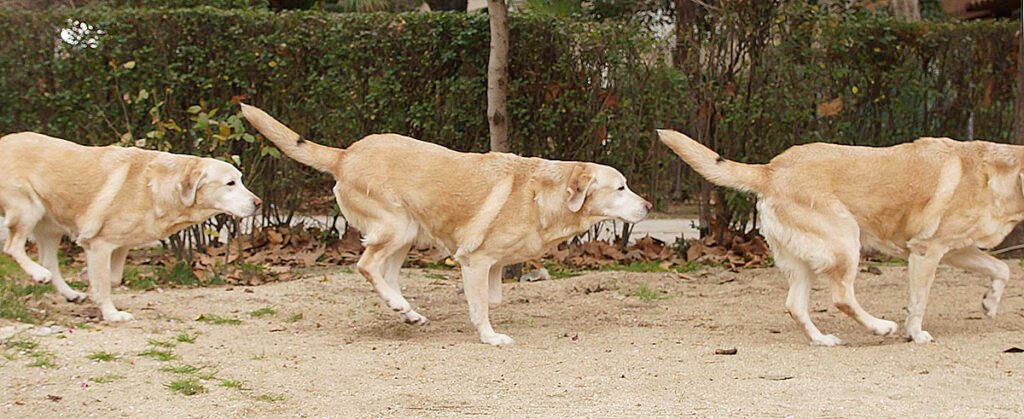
617 186 625 191
227 181 236 186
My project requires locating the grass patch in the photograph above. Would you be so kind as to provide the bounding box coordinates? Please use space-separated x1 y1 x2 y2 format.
4 339 38 351
338 266 355 274
138 348 179 362
196 369 219 380
147 338 177 348
256 393 286 403
239 262 265 276
865 255 908 265
86 351 119 362
175 332 197 344
91 373 126 384
284 313 303 323
27 359 57 368
249 306 277 318
543 262 581 279
0 255 23 278
122 267 152 291
196 314 242 325
0 256 52 322
164 378 206 396
219 379 246 390
673 260 708 273
159 364 203 374
628 284 669 302
600 261 670 273
159 261 199 286
423 260 455 270
27 351 57 368
424 273 447 281
250 352 266 361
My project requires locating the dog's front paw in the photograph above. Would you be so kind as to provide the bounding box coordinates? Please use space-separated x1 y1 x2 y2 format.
62 290 87 303
481 333 514 346
27 266 52 284
102 310 134 322
908 329 934 343
869 319 899 337
982 290 1000 318
400 310 429 326
810 334 842 347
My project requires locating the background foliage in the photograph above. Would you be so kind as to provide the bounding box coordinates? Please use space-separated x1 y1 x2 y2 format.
0 5 1017 227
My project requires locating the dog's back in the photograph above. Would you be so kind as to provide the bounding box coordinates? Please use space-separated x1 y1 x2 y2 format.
337 134 540 248
0 132 141 232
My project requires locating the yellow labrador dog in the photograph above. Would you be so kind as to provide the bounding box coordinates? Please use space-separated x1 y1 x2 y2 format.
0 132 261 321
241 104 651 345
659 130 1020 346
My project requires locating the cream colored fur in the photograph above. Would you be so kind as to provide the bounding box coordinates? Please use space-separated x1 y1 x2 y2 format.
659 129 1022 346
242 104 651 346
0 132 261 321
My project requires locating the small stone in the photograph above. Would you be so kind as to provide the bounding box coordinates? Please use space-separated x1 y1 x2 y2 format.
31 327 53 337
862 266 883 275
519 268 551 282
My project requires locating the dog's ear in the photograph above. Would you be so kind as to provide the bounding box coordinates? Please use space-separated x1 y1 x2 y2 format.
566 164 596 213
178 163 206 207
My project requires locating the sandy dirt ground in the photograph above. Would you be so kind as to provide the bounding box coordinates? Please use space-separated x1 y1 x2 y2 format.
2 264 1023 417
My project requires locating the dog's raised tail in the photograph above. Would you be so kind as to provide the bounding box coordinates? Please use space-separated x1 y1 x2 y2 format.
656 129 768 193
240 103 344 175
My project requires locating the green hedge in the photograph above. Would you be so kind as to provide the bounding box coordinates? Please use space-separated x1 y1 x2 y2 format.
667 4 1017 232
710 13 1018 163
0 8 686 214
0 7 1016 218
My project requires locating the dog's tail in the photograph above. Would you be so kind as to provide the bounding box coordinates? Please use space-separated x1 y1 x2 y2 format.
239 103 344 175
656 129 769 193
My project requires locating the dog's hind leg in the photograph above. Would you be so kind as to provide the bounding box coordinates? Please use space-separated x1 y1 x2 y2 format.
942 247 1009 318
2 206 51 283
488 264 504 305
825 243 899 338
773 244 841 346
381 242 426 325
109 246 130 288
357 219 426 326
34 222 86 302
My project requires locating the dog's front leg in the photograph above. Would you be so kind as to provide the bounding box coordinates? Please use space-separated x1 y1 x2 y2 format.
906 248 944 343
462 260 512 346
85 242 134 322
941 247 1009 318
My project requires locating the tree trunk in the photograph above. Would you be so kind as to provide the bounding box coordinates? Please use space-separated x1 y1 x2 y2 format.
487 0 517 278
1017 24 1024 145
891 0 921 21
487 0 510 153
673 0 696 67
